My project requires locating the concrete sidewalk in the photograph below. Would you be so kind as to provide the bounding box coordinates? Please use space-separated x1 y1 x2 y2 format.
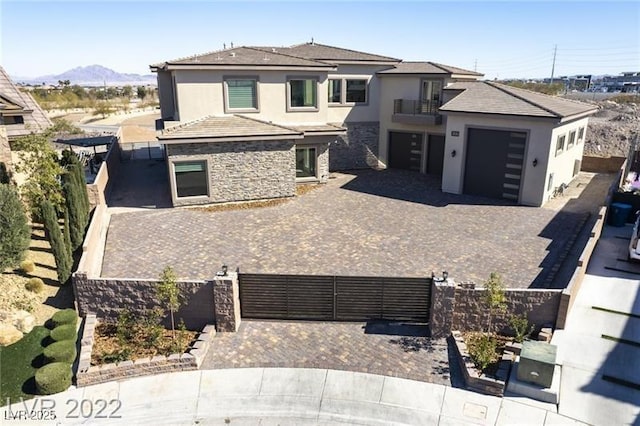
5 368 582 425
552 224 640 425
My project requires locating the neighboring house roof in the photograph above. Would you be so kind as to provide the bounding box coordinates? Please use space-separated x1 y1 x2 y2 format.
440 81 598 120
0 66 52 138
158 115 303 142
259 42 400 63
377 62 483 76
288 123 347 135
152 46 335 70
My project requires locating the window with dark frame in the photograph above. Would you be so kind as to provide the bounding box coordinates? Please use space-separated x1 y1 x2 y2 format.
174 161 208 198
555 135 566 156
295 147 317 178
328 79 341 103
567 130 576 149
577 127 585 142
346 79 367 103
289 78 317 108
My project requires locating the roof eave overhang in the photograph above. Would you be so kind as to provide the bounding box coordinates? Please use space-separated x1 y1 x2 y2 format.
155 64 337 72
450 73 484 79
323 60 401 66
158 133 304 143
377 72 449 76
558 109 599 123
439 110 558 121
300 130 346 136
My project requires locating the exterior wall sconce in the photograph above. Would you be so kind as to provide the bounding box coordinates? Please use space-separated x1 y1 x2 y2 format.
451 150 457 158
216 264 228 276
532 158 538 167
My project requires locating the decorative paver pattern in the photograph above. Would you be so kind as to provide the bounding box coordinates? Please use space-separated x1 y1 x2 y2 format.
102 169 611 287
201 320 459 386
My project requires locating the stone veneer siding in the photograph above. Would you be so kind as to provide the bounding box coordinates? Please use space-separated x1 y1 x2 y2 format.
430 281 562 338
315 143 330 183
0 126 11 177
167 139 296 206
329 122 379 171
76 314 217 386
73 273 216 330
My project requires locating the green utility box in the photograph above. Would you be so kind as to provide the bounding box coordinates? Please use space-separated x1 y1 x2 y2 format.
516 341 557 388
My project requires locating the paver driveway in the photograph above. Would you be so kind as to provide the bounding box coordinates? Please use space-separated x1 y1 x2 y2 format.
101 169 609 288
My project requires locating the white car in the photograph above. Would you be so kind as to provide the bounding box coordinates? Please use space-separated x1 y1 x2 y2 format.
629 212 640 261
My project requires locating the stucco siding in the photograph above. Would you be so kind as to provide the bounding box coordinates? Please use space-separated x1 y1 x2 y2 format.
157 71 176 120
442 114 556 206
173 70 330 124
546 117 590 201
166 140 296 206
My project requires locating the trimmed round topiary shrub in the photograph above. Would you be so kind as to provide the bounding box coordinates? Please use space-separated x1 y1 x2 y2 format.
51 309 78 328
43 340 77 364
35 362 72 395
20 260 35 273
25 277 44 293
50 324 77 343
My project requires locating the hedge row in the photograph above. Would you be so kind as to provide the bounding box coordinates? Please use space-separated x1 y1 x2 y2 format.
35 310 79 395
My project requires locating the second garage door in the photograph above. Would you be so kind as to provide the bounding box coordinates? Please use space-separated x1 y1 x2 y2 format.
464 128 527 201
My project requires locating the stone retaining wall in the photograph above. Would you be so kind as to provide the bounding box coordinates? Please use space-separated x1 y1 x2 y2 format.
581 155 626 174
556 206 607 329
76 314 216 387
73 274 215 330
329 122 380 170
451 331 510 396
430 282 562 338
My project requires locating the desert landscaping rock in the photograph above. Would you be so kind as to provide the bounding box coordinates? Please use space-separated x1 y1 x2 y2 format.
0 323 23 346
13 310 36 333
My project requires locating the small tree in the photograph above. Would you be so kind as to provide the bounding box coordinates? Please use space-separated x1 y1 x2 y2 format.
0 184 31 271
137 86 147 100
62 206 73 260
60 150 90 250
93 102 112 119
156 266 182 340
484 272 507 333
40 200 72 284
13 133 64 218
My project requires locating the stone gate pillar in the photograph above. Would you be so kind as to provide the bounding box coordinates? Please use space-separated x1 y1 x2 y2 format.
429 279 456 338
213 272 241 332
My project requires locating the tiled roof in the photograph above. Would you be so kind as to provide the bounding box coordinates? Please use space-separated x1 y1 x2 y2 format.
378 62 482 76
262 42 400 63
159 115 303 140
154 46 333 68
0 66 51 137
288 124 346 133
440 81 598 119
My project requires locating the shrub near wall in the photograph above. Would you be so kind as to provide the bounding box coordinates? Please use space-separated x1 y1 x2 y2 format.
35 362 72 395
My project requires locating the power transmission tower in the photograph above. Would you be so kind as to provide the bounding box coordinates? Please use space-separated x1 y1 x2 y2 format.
550 45 557 85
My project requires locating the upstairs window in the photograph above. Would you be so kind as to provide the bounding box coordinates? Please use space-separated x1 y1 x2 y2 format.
225 78 258 111
289 78 317 109
555 134 566 156
328 79 341 103
567 130 576 149
328 78 368 105
577 127 585 142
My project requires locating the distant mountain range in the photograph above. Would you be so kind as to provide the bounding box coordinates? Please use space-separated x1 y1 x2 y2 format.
12 65 157 87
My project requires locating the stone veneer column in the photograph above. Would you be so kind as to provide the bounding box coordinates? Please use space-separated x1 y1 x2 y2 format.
429 279 456 338
0 125 11 177
213 272 241 332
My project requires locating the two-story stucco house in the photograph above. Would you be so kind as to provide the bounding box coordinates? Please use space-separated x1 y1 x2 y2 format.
151 42 597 207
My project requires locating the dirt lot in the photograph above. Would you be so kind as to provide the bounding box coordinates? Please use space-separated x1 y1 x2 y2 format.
583 98 639 157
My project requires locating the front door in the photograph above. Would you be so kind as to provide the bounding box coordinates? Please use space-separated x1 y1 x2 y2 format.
427 134 445 176
388 132 423 171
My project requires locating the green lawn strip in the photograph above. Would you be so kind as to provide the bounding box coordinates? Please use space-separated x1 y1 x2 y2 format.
592 306 640 320
0 326 50 407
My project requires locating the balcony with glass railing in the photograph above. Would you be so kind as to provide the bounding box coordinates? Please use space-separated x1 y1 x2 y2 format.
392 99 443 125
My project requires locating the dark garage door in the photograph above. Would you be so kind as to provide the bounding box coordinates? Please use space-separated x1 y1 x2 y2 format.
389 132 423 171
427 134 445 176
239 274 431 322
464 129 526 201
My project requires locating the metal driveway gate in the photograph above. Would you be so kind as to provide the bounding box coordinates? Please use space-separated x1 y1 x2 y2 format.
239 273 431 322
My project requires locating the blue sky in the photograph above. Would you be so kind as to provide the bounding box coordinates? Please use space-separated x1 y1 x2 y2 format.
1 1 639 80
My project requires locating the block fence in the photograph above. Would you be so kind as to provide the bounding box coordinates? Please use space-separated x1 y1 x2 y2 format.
76 314 216 386
429 281 562 338
72 272 241 333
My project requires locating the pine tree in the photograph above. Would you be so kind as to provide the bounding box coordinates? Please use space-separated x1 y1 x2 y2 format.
62 206 73 261
0 184 31 271
60 150 90 249
41 200 72 284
